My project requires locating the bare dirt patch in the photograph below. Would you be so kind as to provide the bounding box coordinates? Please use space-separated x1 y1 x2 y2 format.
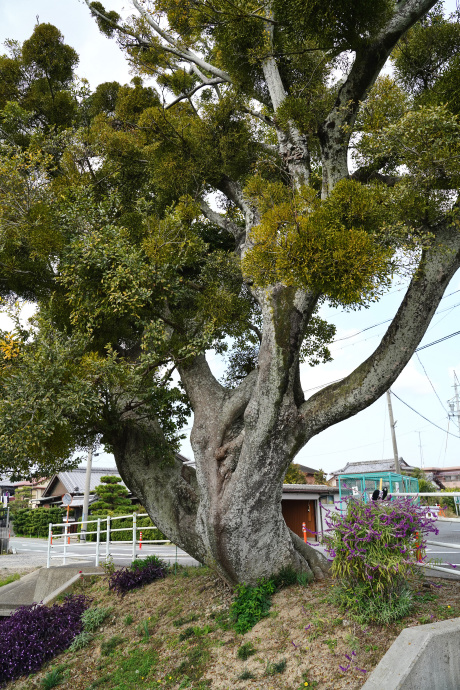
5 567 460 690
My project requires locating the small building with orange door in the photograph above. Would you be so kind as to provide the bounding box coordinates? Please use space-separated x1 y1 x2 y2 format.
281 484 340 541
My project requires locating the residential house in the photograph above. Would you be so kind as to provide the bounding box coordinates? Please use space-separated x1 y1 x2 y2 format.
328 457 416 485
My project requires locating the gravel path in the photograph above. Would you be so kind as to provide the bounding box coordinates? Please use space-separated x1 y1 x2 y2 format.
0 553 47 575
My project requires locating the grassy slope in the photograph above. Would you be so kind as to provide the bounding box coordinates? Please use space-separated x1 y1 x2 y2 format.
5 567 460 690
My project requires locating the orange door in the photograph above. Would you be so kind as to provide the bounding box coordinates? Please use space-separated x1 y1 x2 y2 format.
281 500 316 539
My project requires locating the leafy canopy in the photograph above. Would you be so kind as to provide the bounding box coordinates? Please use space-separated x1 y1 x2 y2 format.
1 2 460 475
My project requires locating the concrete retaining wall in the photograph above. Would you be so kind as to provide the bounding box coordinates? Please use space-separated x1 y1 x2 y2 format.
362 618 460 690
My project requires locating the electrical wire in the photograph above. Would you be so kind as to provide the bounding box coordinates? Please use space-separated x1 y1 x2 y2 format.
390 391 460 438
331 293 460 347
415 352 448 414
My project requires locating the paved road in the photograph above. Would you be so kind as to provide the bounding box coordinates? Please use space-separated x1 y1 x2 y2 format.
5 519 460 576
425 520 460 577
6 536 200 568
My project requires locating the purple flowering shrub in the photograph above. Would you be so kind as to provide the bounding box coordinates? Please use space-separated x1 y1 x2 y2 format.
108 560 166 597
323 497 438 623
0 595 90 686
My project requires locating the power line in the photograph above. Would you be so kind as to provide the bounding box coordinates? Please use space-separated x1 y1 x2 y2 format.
415 329 460 352
331 291 460 346
415 352 448 414
391 390 460 439
303 326 460 395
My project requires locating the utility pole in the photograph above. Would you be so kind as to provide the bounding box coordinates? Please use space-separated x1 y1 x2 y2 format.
418 431 424 469
386 390 401 475
80 447 93 542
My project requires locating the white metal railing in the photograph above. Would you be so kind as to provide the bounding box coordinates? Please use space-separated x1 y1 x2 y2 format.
46 512 171 568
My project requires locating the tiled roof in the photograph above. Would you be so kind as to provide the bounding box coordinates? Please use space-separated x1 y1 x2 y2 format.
330 458 413 476
43 467 125 497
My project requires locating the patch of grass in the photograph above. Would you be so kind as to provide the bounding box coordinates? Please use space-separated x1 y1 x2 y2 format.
101 649 158 688
324 638 338 653
101 635 124 656
237 642 256 660
123 614 133 626
265 659 287 676
178 626 196 641
173 613 199 627
178 625 212 641
238 669 256 680
176 641 211 682
209 610 232 631
41 667 66 689
0 572 20 588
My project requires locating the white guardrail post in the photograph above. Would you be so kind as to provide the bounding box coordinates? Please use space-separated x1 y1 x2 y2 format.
63 522 68 565
47 522 52 568
95 518 101 567
106 515 111 560
132 512 137 561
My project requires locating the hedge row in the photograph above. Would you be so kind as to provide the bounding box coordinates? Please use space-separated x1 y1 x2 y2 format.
11 508 65 538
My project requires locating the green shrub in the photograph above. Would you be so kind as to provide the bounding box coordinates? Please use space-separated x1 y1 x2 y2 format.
81 606 111 632
68 631 93 651
324 497 438 624
11 507 64 538
331 581 413 624
230 579 275 634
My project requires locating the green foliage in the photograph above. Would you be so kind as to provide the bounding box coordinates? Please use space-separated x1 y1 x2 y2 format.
78 514 165 543
11 508 64 538
265 658 287 676
101 635 124 656
41 667 65 690
313 469 328 485
230 579 275 634
331 581 413 625
284 463 307 484
68 630 93 652
236 642 256 660
81 606 112 633
242 178 394 306
238 669 256 680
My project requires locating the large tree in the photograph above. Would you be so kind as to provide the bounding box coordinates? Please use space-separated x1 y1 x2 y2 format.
1 1 460 584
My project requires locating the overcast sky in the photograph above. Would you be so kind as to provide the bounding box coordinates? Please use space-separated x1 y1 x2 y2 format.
1 1 460 475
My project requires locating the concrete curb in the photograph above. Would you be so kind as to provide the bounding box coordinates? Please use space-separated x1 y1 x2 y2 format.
362 617 460 690
41 571 103 606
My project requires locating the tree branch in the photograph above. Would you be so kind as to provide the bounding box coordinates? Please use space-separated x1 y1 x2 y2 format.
299 222 460 439
319 0 439 195
131 0 233 83
199 200 244 242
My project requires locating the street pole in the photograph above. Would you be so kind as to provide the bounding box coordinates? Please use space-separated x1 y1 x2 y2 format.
386 390 401 475
80 447 93 542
